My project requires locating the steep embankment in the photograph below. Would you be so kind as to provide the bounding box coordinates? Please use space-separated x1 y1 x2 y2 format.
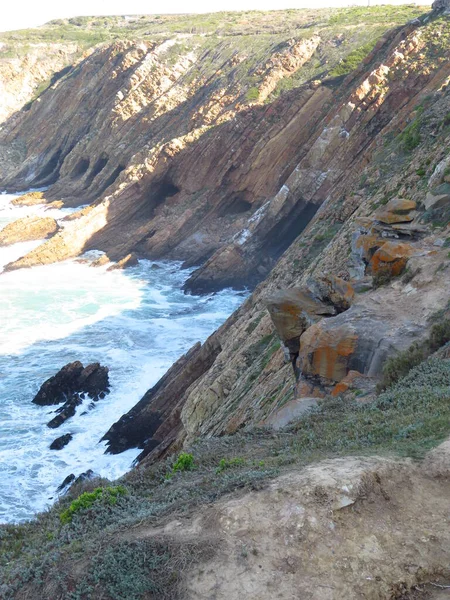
0 6 426 281
102 10 450 461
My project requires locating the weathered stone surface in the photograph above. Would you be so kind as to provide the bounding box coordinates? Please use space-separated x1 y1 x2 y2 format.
0 215 58 246
370 241 415 277
266 288 335 356
374 197 416 224
107 252 139 271
264 397 318 430
49 433 73 450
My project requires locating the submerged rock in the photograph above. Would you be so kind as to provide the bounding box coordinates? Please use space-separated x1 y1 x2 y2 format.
0 215 58 246
49 433 73 450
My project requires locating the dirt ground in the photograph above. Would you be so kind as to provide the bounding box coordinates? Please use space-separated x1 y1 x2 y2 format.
133 441 450 600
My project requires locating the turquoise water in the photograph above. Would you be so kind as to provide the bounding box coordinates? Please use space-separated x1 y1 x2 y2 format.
0 193 246 523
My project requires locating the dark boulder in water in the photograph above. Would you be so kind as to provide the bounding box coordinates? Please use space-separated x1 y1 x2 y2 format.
33 361 110 427
47 394 82 428
50 433 73 450
56 469 96 494
33 361 110 406
33 361 84 405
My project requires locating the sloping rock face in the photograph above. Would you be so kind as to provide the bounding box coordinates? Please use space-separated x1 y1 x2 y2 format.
100 13 450 460
0 13 442 292
0 215 58 246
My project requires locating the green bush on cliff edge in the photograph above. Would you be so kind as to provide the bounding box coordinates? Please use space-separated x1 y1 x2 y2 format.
60 485 127 524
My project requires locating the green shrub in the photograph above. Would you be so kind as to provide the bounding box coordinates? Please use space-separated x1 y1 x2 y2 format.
377 319 450 391
165 452 195 479
216 457 246 474
245 87 259 102
60 486 127 524
329 41 375 77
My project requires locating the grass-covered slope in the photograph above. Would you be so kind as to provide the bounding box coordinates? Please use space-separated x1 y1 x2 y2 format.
1 355 449 599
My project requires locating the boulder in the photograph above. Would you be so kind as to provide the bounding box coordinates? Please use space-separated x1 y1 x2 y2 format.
107 252 139 270
374 198 416 225
0 215 58 246
50 433 73 450
266 288 336 358
33 361 109 405
370 241 415 277
266 276 354 361
297 304 423 385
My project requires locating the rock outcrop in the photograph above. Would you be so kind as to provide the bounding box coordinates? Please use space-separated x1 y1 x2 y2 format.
33 361 109 405
0 215 58 246
49 433 73 450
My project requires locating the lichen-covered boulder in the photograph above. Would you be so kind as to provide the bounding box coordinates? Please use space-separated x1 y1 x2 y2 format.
370 241 415 277
266 288 336 357
374 198 416 224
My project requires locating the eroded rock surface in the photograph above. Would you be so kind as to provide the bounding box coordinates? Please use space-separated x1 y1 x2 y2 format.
0 215 58 246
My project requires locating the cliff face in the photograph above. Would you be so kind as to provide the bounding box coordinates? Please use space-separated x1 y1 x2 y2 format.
1 8 450 462
0 6 427 281
102 12 450 461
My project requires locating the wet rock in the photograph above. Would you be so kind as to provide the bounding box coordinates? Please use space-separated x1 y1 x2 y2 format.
56 469 95 494
56 473 76 492
0 215 58 246
11 191 46 206
50 433 73 450
47 394 83 428
107 252 139 271
33 361 84 405
33 361 109 405
91 254 110 267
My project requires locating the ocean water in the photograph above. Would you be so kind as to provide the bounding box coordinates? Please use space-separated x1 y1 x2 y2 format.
0 193 246 523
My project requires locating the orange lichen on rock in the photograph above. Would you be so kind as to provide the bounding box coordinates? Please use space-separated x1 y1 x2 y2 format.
298 323 358 383
370 241 415 276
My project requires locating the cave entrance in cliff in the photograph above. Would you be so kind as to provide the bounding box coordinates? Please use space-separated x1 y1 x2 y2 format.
84 156 109 188
34 148 63 185
70 158 90 180
96 164 126 195
266 201 320 260
218 195 252 216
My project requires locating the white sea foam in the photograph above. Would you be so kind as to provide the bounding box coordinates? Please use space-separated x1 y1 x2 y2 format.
0 193 246 523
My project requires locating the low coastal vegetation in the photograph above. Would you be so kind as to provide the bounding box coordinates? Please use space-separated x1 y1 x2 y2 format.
1 352 450 599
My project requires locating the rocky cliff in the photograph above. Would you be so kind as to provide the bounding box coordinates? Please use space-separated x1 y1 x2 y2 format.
0 5 426 281
102 9 450 461
2 6 450 600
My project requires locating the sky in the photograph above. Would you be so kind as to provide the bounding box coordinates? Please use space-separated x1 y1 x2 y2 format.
1 0 432 32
